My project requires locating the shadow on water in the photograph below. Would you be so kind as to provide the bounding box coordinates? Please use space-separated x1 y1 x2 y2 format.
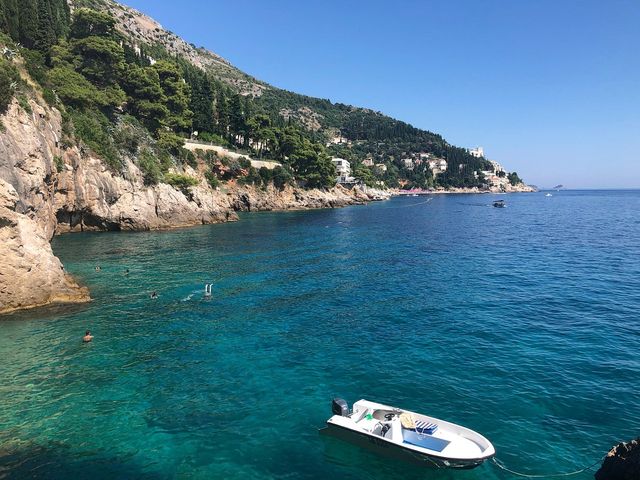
319 432 496 480
0 302 91 323
0 441 167 480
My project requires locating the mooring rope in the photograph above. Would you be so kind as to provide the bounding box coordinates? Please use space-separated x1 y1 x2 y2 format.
491 456 604 478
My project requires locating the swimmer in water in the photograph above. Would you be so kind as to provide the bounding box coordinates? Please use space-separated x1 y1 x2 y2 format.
95 266 101 272
83 330 93 343
150 291 158 299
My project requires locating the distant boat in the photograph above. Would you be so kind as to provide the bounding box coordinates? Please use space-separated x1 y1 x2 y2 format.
545 193 552 197
411 194 419 197
493 200 506 208
324 398 495 469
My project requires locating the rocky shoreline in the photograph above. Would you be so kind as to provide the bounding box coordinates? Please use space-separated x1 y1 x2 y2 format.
0 98 388 315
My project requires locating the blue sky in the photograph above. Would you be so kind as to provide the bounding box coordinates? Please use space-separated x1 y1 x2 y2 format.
123 0 639 188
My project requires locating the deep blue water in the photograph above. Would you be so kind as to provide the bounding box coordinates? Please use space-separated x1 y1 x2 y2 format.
1 191 639 479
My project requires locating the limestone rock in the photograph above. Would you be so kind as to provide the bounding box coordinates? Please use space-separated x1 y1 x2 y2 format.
0 179 89 314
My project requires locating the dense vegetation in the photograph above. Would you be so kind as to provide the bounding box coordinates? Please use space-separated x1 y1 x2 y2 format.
256 88 500 189
0 0 524 191
0 1 335 189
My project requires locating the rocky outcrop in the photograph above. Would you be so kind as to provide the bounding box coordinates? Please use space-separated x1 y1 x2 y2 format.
595 439 640 480
53 154 236 233
228 184 371 212
0 179 89 314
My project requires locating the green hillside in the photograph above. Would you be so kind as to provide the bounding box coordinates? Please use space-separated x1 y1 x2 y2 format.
0 0 522 190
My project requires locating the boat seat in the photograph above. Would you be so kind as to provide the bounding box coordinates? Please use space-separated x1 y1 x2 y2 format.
403 430 450 452
415 420 438 435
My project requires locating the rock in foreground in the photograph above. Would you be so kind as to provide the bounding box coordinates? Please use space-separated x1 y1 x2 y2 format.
595 438 640 480
0 180 90 314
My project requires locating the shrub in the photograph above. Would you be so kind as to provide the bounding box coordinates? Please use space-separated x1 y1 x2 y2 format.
258 167 273 185
239 157 251 169
198 131 229 146
53 155 64 173
272 166 293 189
164 173 199 193
112 116 143 155
205 171 219 189
238 166 261 186
137 148 162 185
222 158 243 180
17 94 32 114
42 88 58 106
178 148 197 168
22 49 47 85
156 130 185 154
0 58 20 114
48 66 105 110
69 108 121 170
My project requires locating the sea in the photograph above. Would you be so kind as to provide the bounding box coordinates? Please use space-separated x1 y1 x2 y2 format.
1 190 639 479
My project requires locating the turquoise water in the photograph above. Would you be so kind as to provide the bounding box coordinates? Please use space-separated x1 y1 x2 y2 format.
1 191 639 479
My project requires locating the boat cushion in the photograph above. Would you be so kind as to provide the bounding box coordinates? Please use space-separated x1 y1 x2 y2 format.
403 430 450 452
399 413 416 429
414 420 438 435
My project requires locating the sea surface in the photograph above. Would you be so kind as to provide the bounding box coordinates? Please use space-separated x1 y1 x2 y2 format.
1 190 639 479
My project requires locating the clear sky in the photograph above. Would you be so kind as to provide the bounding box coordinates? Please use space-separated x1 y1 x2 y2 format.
122 0 639 188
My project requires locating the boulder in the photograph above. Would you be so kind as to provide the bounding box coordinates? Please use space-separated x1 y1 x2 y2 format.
595 439 640 480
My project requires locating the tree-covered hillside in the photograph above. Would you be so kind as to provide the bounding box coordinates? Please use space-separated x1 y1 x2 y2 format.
0 0 338 190
0 0 524 191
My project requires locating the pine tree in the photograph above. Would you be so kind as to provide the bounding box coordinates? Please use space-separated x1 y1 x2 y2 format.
214 89 229 137
17 0 39 49
33 0 56 52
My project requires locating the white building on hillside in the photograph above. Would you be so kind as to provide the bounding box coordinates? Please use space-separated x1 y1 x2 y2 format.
332 158 355 184
490 160 504 174
332 158 351 175
428 159 448 175
469 147 484 158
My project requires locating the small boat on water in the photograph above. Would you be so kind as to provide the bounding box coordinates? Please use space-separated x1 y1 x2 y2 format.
545 193 553 197
493 199 506 208
324 398 495 469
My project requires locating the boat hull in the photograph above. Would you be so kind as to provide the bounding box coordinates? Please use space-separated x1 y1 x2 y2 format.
322 422 489 469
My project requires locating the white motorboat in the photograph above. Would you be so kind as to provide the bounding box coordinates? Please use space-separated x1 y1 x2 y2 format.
545 193 553 197
324 398 495 469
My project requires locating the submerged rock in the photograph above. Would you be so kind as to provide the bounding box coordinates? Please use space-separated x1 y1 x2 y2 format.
595 438 640 480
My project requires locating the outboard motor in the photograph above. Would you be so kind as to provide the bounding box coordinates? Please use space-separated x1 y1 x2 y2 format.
332 398 349 417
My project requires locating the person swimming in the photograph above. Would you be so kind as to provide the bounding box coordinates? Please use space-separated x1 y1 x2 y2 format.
150 291 158 299
95 266 101 272
83 330 93 343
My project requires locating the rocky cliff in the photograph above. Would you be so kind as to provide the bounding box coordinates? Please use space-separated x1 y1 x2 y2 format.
0 99 91 314
0 95 380 315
